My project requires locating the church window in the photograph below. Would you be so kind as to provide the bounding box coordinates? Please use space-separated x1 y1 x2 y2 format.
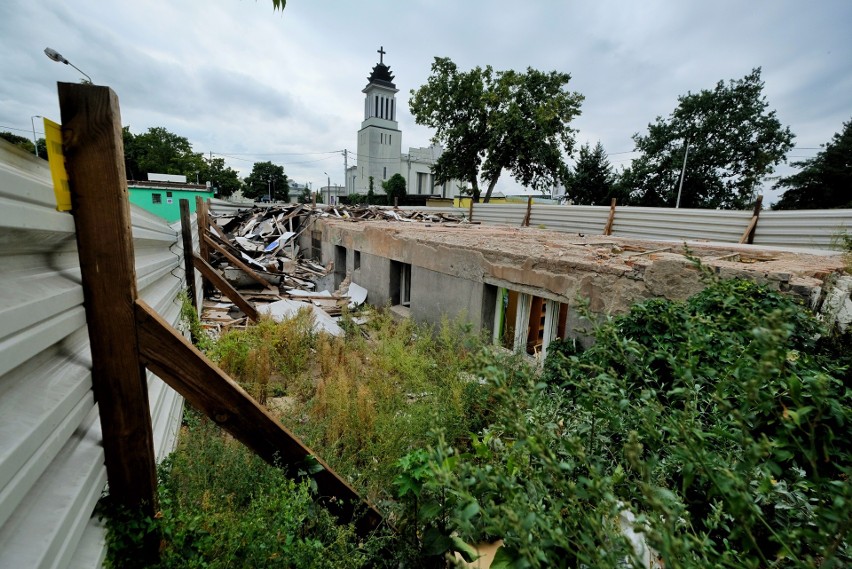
375 95 379 118
391 100 394 121
383 166 387 179
385 98 389 119
389 135 392 145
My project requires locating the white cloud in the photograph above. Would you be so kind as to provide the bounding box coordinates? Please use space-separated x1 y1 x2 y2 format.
1 0 850 199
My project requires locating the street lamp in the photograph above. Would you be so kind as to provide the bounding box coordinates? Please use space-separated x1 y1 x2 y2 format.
324 172 331 205
44 47 93 84
30 115 41 157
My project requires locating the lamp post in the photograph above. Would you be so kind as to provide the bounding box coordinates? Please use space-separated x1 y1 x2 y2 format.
30 115 41 157
267 177 272 202
44 47 93 84
324 172 331 205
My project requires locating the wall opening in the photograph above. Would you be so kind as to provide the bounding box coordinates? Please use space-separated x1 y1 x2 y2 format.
334 245 347 289
495 289 568 357
354 250 361 270
390 260 411 306
311 230 322 260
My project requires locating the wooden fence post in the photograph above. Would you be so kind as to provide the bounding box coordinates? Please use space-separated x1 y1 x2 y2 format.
196 195 209 263
179 199 198 312
58 83 159 560
522 196 533 227
739 195 763 245
603 198 617 236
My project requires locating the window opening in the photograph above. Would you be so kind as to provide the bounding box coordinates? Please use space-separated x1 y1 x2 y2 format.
354 250 361 270
152 193 162 204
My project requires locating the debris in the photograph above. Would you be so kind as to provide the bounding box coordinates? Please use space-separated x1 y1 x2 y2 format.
199 203 459 336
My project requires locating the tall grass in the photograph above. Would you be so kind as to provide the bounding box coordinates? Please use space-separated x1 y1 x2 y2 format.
208 306 518 501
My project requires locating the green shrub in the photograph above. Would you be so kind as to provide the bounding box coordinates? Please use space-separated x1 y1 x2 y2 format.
412 279 850 568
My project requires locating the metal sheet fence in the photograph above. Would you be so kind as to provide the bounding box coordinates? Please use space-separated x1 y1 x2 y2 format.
0 142 187 568
398 202 851 251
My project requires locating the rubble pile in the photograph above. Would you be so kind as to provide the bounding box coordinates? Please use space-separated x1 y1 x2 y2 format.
199 202 458 336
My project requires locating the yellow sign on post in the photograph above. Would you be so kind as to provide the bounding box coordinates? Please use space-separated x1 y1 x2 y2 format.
43 118 72 212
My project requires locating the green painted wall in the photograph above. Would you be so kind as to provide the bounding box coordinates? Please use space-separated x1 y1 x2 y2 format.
128 186 214 223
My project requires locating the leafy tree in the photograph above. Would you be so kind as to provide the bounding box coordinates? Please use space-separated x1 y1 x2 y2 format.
123 126 206 181
410 57 584 203
199 156 242 199
381 173 406 204
565 142 620 205
623 68 794 209
1 131 38 158
774 117 852 210
243 161 289 201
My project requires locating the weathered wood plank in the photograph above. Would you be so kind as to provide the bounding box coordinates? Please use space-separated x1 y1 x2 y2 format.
192 253 259 321
58 83 158 556
196 195 210 262
204 233 275 289
603 198 617 236
134 299 383 536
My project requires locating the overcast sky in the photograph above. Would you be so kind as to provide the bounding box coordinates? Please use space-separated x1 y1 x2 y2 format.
1 0 850 203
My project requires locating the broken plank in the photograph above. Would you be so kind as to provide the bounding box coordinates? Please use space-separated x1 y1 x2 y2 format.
204 234 275 289
134 299 383 536
193 253 259 321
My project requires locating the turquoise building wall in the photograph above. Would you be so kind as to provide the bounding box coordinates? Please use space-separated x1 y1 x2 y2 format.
128 185 214 223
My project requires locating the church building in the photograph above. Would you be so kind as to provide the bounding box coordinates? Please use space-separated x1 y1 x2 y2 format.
346 48 461 198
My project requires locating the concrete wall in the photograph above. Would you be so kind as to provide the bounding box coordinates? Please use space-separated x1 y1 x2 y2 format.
309 218 851 346
410 266 494 331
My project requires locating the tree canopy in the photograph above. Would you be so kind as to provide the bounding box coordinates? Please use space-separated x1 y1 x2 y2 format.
381 173 406 203
622 68 794 209
410 57 584 202
565 142 620 205
243 161 289 201
199 157 242 199
773 117 852 210
123 126 206 181
1 131 46 159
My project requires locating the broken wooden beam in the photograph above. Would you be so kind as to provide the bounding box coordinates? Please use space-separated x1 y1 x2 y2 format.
193 253 259 321
203 233 276 290
134 299 383 536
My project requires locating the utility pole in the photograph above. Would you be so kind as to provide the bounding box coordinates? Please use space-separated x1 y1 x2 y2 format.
343 149 348 196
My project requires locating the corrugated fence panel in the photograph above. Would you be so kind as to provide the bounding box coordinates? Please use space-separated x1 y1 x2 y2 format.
0 141 186 568
471 203 526 226
611 206 754 243
530 205 610 234
754 209 851 250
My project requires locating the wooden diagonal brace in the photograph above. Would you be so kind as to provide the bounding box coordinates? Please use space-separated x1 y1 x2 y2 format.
192 253 259 321
204 233 276 289
134 299 383 536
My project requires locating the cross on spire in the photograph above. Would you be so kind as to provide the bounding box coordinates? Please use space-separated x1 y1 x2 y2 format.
377 46 386 64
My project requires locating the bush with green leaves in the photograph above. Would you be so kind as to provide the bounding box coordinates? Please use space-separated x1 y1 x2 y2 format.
407 278 850 567
100 413 382 569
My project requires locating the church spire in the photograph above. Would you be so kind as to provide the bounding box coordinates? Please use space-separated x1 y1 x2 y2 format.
367 45 395 88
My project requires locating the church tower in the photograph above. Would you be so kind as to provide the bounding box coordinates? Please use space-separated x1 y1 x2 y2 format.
354 46 402 193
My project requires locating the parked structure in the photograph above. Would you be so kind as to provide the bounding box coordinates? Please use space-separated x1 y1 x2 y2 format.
128 174 214 223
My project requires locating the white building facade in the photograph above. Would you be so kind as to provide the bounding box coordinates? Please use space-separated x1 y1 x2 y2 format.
346 49 460 198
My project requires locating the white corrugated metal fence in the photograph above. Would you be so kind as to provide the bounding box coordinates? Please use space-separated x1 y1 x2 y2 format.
0 141 187 568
